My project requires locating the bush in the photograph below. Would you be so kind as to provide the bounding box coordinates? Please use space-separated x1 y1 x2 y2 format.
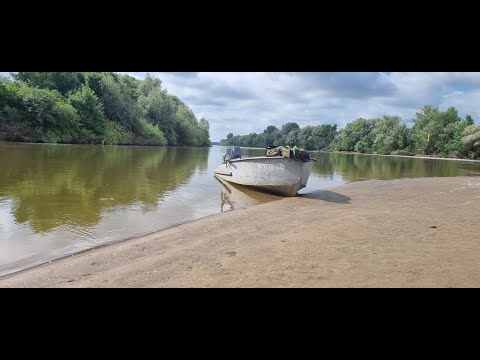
67 85 107 136
41 130 62 143
139 118 167 145
104 120 134 145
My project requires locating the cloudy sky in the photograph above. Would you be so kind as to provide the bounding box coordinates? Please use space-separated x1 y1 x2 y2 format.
123 72 480 141
4 72 480 141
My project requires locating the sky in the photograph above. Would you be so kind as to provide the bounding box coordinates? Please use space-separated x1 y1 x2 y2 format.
122 72 480 141
3 72 480 142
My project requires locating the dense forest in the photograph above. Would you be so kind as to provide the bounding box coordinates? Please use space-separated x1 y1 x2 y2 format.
0 72 210 146
220 106 480 159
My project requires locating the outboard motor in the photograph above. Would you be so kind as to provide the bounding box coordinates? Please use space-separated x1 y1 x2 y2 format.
231 146 241 159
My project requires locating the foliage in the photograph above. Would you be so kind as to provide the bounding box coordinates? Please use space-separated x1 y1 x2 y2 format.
461 124 480 159
67 84 107 139
1 73 210 146
411 105 469 157
104 120 134 145
282 122 300 134
220 106 479 159
220 122 338 150
12 72 85 95
1 81 81 143
136 118 168 146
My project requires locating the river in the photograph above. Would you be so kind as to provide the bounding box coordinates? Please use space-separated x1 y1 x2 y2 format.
1 143 479 276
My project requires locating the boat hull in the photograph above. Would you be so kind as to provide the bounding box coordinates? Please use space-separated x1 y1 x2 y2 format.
214 156 313 197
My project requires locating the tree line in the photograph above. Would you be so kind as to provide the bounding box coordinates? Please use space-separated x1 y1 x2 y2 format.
220 105 480 159
0 72 210 146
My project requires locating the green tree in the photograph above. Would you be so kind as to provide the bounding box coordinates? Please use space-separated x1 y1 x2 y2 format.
2 72 210 146
198 118 211 146
465 115 474 126
264 125 278 134
68 85 107 139
14 82 81 142
461 125 480 159
282 122 300 134
84 72 110 97
175 105 198 146
285 129 300 146
99 74 143 133
138 73 162 96
412 106 465 156
332 118 374 152
312 124 337 150
12 72 85 95
371 116 410 154
138 87 177 144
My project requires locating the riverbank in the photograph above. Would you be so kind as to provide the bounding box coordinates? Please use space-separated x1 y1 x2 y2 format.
1 176 480 288
327 150 480 163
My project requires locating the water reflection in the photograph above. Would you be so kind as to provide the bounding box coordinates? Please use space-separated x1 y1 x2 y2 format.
215 175 281 212
0 143 208 233
311 152 480 180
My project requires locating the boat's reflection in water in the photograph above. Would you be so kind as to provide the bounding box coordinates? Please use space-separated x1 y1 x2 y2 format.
215 175 282 212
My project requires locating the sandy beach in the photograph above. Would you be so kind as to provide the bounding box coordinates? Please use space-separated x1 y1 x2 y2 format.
1 176 480 288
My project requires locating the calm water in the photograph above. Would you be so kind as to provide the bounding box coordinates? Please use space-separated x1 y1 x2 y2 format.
1 143 480 276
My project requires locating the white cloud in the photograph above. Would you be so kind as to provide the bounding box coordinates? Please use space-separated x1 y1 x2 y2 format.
122 72 478 141
439 88 480 120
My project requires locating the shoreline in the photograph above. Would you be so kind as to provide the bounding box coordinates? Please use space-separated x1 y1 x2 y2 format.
1 176 480 288
4 141 480 162
326 150 480 163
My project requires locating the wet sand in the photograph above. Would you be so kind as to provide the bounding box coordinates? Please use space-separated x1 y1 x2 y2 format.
1 176 480 288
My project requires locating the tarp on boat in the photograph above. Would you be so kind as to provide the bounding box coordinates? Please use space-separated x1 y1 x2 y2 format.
265 146 311 162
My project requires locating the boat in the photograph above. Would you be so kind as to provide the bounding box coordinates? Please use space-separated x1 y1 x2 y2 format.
214 146 317 197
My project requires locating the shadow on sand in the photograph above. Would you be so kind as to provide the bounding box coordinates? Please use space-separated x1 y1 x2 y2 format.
298 189 351 204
